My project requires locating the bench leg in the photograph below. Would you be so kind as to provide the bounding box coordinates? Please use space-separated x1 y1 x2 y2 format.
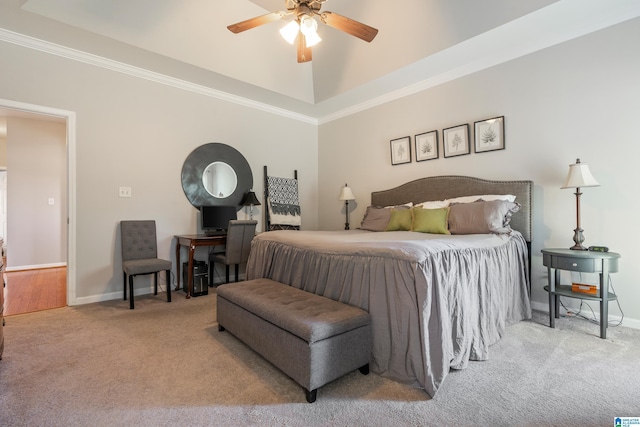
359 364 369 375
305 388 317 404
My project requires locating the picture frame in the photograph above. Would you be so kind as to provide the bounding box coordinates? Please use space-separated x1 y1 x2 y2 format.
390 136 411 165
442 124 470 158
415 131 439 162
474 116 505 153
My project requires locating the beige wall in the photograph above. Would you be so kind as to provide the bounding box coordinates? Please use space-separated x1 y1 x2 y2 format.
318 18 640 327
0 40 318 303
5 117 67 269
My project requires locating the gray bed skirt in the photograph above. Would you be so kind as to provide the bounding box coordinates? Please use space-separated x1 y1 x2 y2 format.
246 229 531 397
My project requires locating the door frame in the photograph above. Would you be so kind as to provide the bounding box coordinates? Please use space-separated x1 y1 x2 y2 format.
0 98 77 306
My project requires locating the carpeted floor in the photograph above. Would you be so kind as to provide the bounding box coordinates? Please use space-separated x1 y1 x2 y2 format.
1 289 639 426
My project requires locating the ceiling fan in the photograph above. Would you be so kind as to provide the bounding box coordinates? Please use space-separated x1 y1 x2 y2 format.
227 0 378 63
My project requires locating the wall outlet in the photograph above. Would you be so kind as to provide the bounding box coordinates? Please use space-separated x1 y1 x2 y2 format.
119 186 132 198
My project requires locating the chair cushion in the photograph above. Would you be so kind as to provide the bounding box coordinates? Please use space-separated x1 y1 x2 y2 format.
123 258 172 275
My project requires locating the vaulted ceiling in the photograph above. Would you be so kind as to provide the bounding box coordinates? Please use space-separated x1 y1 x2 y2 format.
1 0 639 122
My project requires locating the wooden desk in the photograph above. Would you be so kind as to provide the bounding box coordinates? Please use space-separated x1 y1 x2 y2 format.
175 234 226 298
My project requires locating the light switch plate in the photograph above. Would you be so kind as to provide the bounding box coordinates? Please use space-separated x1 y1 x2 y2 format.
119 186 132 198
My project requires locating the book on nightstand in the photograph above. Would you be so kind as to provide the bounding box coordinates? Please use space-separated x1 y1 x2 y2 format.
571 283 598 295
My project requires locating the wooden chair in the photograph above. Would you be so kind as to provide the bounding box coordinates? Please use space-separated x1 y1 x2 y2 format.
121 220 172 309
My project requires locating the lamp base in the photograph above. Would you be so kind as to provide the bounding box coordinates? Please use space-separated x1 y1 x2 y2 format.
344 200 350 231
570 227 588 251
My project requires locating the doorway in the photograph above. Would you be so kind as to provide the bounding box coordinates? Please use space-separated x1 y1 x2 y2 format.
0 98 77 312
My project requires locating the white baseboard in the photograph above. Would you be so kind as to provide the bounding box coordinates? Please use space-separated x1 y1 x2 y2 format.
72 274 245 306
74 283 175 306
5 262 67 272
531 300 640 330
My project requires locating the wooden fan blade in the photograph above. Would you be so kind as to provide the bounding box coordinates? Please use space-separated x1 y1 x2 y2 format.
297 33 312 63
320 12 378 42
227 11 285 34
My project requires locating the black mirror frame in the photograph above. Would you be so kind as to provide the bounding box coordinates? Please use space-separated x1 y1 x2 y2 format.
181 143 253 209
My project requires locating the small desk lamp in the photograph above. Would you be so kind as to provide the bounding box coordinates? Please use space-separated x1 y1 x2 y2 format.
339 184 355 230
561 158 599 250
241 190 261 221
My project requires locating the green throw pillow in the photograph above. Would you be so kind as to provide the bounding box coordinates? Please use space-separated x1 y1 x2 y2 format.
412 207 450 234
386 208 413 231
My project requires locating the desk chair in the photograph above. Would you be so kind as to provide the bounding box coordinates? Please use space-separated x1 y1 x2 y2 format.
209 220 257 285
121 220 172 309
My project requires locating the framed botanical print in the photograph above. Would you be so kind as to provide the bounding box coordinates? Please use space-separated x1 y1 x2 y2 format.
474 116 505 153
415 131 438 162
390 136 411 165
443 124 470 158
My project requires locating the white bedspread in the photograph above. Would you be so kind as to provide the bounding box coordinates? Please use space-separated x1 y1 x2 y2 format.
246 229 531 397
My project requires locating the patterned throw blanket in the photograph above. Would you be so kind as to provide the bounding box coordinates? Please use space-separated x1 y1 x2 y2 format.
267 176 301 227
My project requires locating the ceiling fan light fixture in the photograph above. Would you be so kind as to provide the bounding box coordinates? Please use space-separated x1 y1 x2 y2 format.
300 15 317 36
304 29 321 47
300 15 321 47
279 20 299 44
227 1 378 63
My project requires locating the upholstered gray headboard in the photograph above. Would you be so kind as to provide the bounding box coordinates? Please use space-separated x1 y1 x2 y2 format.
371 175 533 242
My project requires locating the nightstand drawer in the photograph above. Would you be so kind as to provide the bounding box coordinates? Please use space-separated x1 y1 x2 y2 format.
552 256 597 272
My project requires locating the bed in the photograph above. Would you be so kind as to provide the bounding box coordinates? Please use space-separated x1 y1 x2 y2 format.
245 176 532 397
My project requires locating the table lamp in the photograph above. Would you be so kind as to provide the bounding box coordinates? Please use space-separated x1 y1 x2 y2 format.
241 190 261 220
339 184 355 230
561 158 599 250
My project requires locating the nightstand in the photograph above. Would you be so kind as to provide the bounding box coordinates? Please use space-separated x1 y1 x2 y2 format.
541 248 620 339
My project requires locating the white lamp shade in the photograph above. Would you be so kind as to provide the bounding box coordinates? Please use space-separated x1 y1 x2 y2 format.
300 15 321 47
300 15 317 36
561 159 600 189
304 30 322 47
279 20 299 44
339 186 355 201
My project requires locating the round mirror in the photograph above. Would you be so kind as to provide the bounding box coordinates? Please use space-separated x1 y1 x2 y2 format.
202 161 237 198
181 143 253 208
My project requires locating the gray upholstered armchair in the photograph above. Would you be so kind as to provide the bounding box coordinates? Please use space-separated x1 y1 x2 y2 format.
120 220 172 309
209 220 257 285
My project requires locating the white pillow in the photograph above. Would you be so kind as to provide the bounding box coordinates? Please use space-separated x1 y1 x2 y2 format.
444 194 516 205
414 200 449 209
384 202 413 208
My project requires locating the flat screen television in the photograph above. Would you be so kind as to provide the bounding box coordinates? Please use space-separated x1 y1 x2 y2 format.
201 205 237 236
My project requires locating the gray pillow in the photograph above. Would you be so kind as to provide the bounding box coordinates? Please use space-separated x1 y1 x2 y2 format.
448 200 521 235
359 206 391 231
359 204 411 232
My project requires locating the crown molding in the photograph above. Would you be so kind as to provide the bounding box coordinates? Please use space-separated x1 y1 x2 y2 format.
316 0 640 124
2 0 640 126
0 28 319 125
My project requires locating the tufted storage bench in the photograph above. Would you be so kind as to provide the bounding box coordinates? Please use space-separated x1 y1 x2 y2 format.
216 278 371 403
